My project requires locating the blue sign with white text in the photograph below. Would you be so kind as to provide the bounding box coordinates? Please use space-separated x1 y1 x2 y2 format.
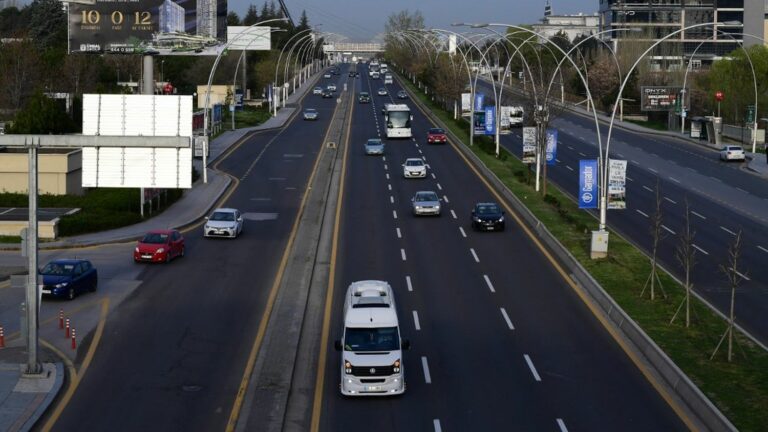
546 129 558 165
475 93 485 110
484 106 495 135
579 159 598 209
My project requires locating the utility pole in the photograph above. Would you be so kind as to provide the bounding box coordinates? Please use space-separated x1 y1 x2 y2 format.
25 138 41 375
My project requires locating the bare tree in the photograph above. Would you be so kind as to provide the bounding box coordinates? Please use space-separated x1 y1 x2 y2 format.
642 177 667 300
0 39 42 111
671 198 697 327
712 229 746 362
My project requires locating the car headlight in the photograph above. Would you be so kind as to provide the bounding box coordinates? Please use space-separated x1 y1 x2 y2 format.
55 282 69 288
156 248 165 254
345 360 352 374
135 247 140 253
498 216 504 222
473 216 481 222
393 359 401 373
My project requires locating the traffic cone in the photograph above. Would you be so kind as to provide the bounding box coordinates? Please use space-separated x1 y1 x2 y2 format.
71 328 76 350
59 309 64 329
65 318 70 339
0 326 5 348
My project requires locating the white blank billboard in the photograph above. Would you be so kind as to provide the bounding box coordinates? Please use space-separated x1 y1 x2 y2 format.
83 95 193 137
226 26 271 51
82 147 192 188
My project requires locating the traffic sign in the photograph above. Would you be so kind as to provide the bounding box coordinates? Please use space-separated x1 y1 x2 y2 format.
715 91 724 102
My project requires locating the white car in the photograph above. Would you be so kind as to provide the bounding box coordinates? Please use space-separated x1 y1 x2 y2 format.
411 191 441 216
327 83 337 92
719 145 745 161
312 86 323 95
204 208 243 238
377 88 388 96
402 158 427 178
323 73 331 78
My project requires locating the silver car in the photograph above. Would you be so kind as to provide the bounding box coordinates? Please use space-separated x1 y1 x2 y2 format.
313 86 323 95
204 208 244 238
364 138 385 155
303 108 318 120
402 158 427 178
411 191 441 216
327 83 337 92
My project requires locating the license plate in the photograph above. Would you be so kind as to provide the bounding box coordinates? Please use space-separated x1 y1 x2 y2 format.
142 254 152 259
365 386 382 391
487 226 494 230
42 289 51 294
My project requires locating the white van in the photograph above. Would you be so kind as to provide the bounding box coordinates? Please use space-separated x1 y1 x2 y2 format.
335 280 409 396
384 74 393 84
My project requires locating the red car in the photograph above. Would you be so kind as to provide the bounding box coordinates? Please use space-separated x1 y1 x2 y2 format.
427 127 447 144
134 229 185 263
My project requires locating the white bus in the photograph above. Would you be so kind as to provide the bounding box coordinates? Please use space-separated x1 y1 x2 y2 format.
384 104 412 139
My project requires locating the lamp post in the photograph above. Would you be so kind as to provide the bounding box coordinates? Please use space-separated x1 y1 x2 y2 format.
273 27 319 116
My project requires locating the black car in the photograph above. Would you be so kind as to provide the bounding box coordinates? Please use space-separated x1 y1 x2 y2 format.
358 92 370 103
322 90 333 98
349 71 356 77
397 90 408 99
40 259 98 300
471 202 505 231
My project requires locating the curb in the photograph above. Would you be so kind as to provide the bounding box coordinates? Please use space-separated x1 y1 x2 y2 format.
400 72 736 432
25 362 64 432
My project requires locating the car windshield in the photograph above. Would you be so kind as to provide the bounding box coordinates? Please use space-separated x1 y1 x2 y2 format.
388 110 410 128
344 327 399 352
429 128 444 134
305 109 316 113
406 159 423 166
211 212 235 221
40 262 75 275
141 233 168 244
367 140 382 147
477 204 501 215
360 92 368 97
416 192 438 202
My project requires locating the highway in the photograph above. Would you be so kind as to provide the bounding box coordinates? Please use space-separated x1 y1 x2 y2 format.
474 78 768 347
50 71 348 430
315 64 686 431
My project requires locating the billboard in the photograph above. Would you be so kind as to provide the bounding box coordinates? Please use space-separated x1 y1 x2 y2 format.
522 126 536 164
473 110 486 135
607 159 627 210
545 129 557 166
226 26 271 51
69 0 227 55
461 93 471 116
579 160 598 209
640 87 688 112
484 106 495 135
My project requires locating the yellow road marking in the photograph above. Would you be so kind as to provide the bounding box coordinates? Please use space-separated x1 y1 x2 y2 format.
225 84 347 432
41 338 77 381
408 95 697 430
310 85 355 432
4 297 107 342
0 279 9 289
42 298 110 431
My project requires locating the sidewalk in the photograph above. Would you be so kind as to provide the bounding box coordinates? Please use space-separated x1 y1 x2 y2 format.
0 70 322 431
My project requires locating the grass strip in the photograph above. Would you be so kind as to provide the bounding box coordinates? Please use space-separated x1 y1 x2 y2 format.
401 74 768 431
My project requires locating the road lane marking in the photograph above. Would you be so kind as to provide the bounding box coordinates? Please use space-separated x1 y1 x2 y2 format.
470 248 479 263
648 168 658 174
450 210 457 219
431 173 436 179
691 211 706 220
636 209 649 218
720 226 736 236
626 176 633 182
396 227 402 238
422 356 432 384
390 196 394 204
758 245 768 254
433 419 442 432
0 208 14 215
669 177 681 183
413 311 421 330
567 145 574 150
443 195 449 203
566 165 574 171
384 164 388 170
711 177 722 183
664 197 677 204
382 156 386 162
557 419 568 432
729 268 750 281
393 210 398 219
386 173 390 180
662 225 676 235
735 187 747 193
555 158 561 163
524 354 541 382
401 248 407 261
406 276 413 292
631 160 639 165
642 185 653 192
578 152 586 157
388 184 392 191
437 183 442 190
500 308 514 330
693 244 709 255
418 149 423 154
459 227 467 238
484 275 495 293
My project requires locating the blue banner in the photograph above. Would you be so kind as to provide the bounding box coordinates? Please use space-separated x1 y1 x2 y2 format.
579 159 598 209
475 93 485 111
484 106 495 135
546 129 558 165
235 90 244 109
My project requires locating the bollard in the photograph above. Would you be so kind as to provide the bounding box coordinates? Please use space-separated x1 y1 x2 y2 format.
65 318 70 339
59 309 64 329
0 326 4 348
71 328 76 350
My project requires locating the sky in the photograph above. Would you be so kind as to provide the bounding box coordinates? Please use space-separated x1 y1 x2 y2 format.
229 0 598 42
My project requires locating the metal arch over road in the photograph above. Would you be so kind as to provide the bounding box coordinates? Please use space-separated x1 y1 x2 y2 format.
322 42 384 53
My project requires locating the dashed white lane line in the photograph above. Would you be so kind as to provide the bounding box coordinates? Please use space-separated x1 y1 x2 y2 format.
566 165 574 171
693 244 709 255
567 145 574 150
664 197 677 204
418 149 423 154
735 186 748 193
731 268 751 281
711 176 722 183
390 196 394 204
557 418 568 432
500 308 515 330
413 310 421 330
401 248 407 261
406 276 413 291
555 158 561 163
459 227 467 238
524 354 541 382
386 173 390 180
382 156 386 162
431 173 436 179
437 183 442 190
393 210 398 219
422 356 432 384
636 209 649 218
758 245 768 254
691 210 706 220
669 177 681 184
470 248 480 263
443 195 449 203
480 275 495 294
578 152 586 157
450 210 457 219
631 160 639 165
720 226 737 236
662 225 676 235
433 419 442 432
384 164 388 170
388 184 392 191
626 176 634 182
396 227 402 238
648 168 658 174
642 185 654 192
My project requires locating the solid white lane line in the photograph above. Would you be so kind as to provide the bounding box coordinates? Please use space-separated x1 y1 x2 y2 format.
636 209 649 218
433 419 442 432
758 245 768 254
393 210 398 219
437 183 442 190
390 196 394 204
720 226 737 236
406 276 413 291
662 225 676 235
669 177 681 184
396 227 402 238
557 419 568 432
0 208 13 215
450 210 457 219
642 185 654 192
566 165 574 171
692 244 709 255
386 173 390 180
413 311 421 330
484 275 496 293
459 227 467 238
431 173 436 179
470 248 480 263
664 197 677 204
422 356 432 384
443 195 449 203
388 184 392 191
648 168 658 174
500 308 514 330
524 354 541 382
691 210 706 220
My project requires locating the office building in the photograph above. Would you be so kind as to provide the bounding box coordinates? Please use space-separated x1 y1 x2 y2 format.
159 0 185 34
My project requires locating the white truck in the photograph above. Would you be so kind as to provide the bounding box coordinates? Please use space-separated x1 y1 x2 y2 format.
335 280 409 396
384 104 413 139
384 73 393 84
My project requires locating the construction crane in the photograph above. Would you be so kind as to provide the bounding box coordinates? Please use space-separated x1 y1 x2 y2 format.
277 0 295 28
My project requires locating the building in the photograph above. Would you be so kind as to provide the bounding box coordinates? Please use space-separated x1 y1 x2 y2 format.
0 0 30 10
0 148 83 196
196 0 217 39
533 1 599 42
159 0 185 34
599 0 763 67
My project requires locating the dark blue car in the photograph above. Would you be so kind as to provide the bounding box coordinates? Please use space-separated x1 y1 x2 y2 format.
40 259 98 300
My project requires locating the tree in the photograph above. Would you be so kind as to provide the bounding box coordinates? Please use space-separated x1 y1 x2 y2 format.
712 229 746 363
26 0 66 50
259 2 270 21
297 10 309 32
0 39 42 111
8 91 76 134
243 4 259 25
642 177 667 300
227 11 241 26
671 198 697 327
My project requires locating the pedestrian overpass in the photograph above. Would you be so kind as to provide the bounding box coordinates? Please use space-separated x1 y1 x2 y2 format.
323 42 384 62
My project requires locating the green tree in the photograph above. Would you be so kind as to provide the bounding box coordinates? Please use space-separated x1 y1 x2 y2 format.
243 4 259 25
704 45 768 124
27 0 66 50
227 11 241 26
297 10 309 31
9 91 76 134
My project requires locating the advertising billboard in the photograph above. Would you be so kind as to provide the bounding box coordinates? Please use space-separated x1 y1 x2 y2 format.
522 126 536 164
226 26 271 51
484 106 495 135
640 87 688 112
579 160 598 209
607 159 627 210
545 129 557 166
473 110 486 135
69 0 227 55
